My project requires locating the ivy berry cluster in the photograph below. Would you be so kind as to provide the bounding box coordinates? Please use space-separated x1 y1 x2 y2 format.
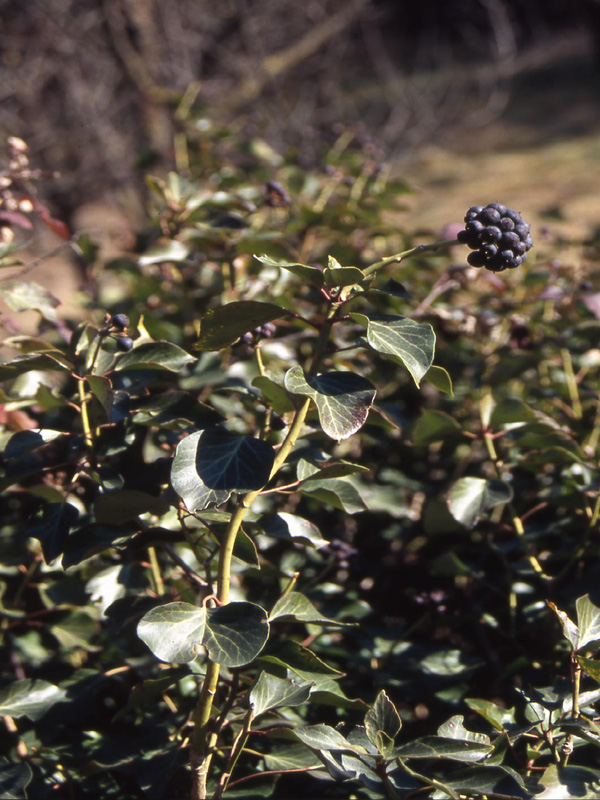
458 203 533 272
101 313 133 351
239 321 277 347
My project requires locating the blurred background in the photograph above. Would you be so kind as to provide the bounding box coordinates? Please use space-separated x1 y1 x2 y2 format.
1 0 600 301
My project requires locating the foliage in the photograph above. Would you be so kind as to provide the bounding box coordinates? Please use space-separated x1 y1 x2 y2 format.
3 126 600 800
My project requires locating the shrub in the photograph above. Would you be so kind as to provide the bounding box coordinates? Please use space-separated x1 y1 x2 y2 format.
2 130 600 800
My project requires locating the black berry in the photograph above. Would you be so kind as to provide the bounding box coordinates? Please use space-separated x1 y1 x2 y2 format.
116 336 134 352
111 313 130 330
459 203 533 272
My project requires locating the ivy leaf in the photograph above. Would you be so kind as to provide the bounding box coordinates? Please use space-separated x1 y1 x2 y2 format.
447 477 513 527
270 592 349 626
0 679 67 720
252 376 296 414
249 672 313 719
548 602 580 652
202 602 269 667
323 257 365 289
171 428 276 511
365 691 402 750
576 656 600 687
424 365 454 396
137 602 207 663
294 724 368 754
259 640 343 683
259 512 327 549
0 759 33 799
413 409 462 446
284 366 376 440
113 341 196 372
299 475 367 514
26 502 79 563
395 737 492 762
437 715 491 745
0 280 60 322
535 764 600 799
0 353 72 382
195 301 287 350
139 239 190 265
577 595 600 652
93 490 170 525
351 312 435 386
254 254 324 287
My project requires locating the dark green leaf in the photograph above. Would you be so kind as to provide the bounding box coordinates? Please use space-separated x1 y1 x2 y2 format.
413 409 462 446
395 737 492 762
447 477 513 527
259 640 343 683
0 352 72 382
195 301 287 350
437 715 490 745
0 679 66 720
93 490 170 525
424 365 454 396
249 672 313 718
113 341 196 372
269 591 349 626
171 428 276 511
284 366 376 440
299 475 367 514
251 376 296 414
203 601 269 667
26 502 79 563
365 690 402 749
0 759 32 799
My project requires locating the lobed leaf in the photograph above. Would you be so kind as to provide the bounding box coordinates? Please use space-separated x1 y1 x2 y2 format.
284 366 376 440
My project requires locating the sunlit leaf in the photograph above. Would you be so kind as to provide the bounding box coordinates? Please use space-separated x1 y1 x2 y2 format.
0 679 66 720
254 254 324 287
447 477 513 527
284 366 376 440
577 594 600 652
351 312 435 386
137 602 207 663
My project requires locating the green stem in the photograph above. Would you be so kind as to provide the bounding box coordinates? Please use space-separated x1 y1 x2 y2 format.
190 305 338 799
362 239 458 278
561 347 582 419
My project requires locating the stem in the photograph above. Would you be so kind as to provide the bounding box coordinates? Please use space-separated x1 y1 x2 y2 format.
77 378 94 449
362 240 458 278
190 305 338 799
561 347 582 420
148 547 165 595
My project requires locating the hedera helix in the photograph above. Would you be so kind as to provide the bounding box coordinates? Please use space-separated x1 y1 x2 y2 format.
134 204 534 800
